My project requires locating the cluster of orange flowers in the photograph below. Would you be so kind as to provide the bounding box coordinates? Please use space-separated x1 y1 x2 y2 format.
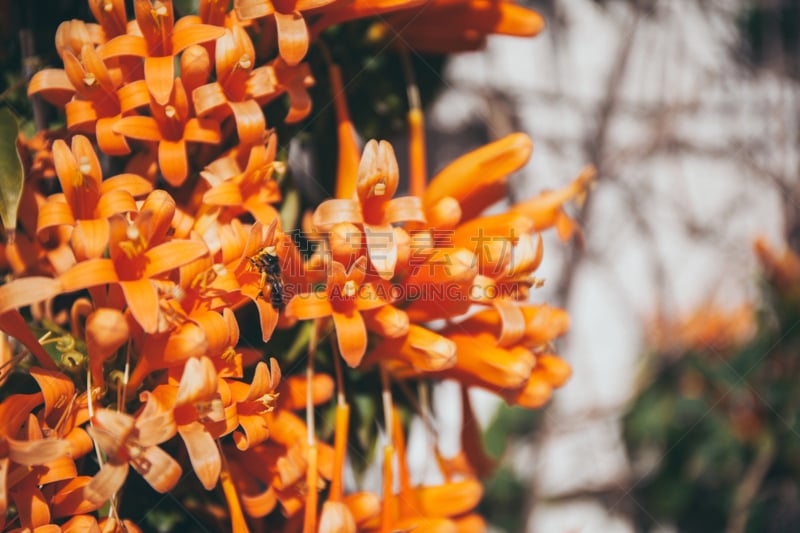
0 0 593 531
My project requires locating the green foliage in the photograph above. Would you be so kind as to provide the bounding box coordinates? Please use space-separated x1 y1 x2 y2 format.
0 107 23 240
624 276 800 532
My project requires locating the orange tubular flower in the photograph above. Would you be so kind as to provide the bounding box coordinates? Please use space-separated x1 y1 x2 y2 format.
88 0 129 39
195 219 287 342
114 78 222 186
362 414 485 533
201 133 282 226
225 376 335 520
509 164 595 241
38 135 153 261
28 42 151 155
286 258 388 367
310 0 426 36
55 190 210 333
423 132 533 223
377 0 546 54
235 0 338 66
151 356 229 490
314 140 425 279
99 0 225 106
0 397 72 527
227 358 281 450
83 394 181 504
192 25 272 146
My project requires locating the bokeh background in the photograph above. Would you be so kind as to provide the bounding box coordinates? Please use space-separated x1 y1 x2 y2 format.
3 0 799 531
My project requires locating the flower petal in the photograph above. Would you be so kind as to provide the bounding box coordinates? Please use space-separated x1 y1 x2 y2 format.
175 356 219 406
96 117 132 156
144 55 176 106
364 224 397 280
285 292 333 320
71 218 110 260
28 69 75 106
275 11 309 67
180 423 221 490
319 501 356 533
184 118 222 144
228 99 266 146
28 366 74 421
203 181 244 206
0 277 63 314
102 173 153 197
119 279 159 333
83 462 129 505
59 258 118 292
235 0 274 18
363 305 409 338
7 435 70 466
312 199 362 231
37 200 75 232
252 295 280 342
171 24 226 54
158 139 189 186
51 477 104 518
113 116 162 142
384 195 425 225
143 240 209 278
332 309 367 368
99 34 148 59
424 133 533 220
192 82 228 117
117 79 152 112
536 353 572 388
133 443 182 493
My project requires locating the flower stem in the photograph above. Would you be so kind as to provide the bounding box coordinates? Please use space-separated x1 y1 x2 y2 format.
401 50 427 198
218 443 250 533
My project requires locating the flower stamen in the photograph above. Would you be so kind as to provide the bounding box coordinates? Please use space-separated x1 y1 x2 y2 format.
342 280 357 298
83 72 97 87
118 224 147 258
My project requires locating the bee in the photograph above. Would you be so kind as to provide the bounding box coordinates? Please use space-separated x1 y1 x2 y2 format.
248 246 285 311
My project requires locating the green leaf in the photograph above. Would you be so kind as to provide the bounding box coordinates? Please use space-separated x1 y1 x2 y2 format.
0 107 24 243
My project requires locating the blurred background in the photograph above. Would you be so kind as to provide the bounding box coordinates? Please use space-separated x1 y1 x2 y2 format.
418 0 799 530
3 0 799 531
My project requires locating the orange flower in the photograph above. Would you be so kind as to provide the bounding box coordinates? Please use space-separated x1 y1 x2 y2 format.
510 164 595 241
37 135 152 260
362 412 485 533
225 375 335 519
201 133 282 225
423 132 533 223
311 0 426 36
194 219 286 341
28 43 151 155
191 24 270 145
235 0 338 66
113 78 222 186
99 0 225 105
314 140 425 279
88 0 129 38
84 394 181 504
151 356 228 490
227 358 281 450
55 190 210 333
286 257 387 367
0 397 72 528
375 0 546 54
754 236 800 290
